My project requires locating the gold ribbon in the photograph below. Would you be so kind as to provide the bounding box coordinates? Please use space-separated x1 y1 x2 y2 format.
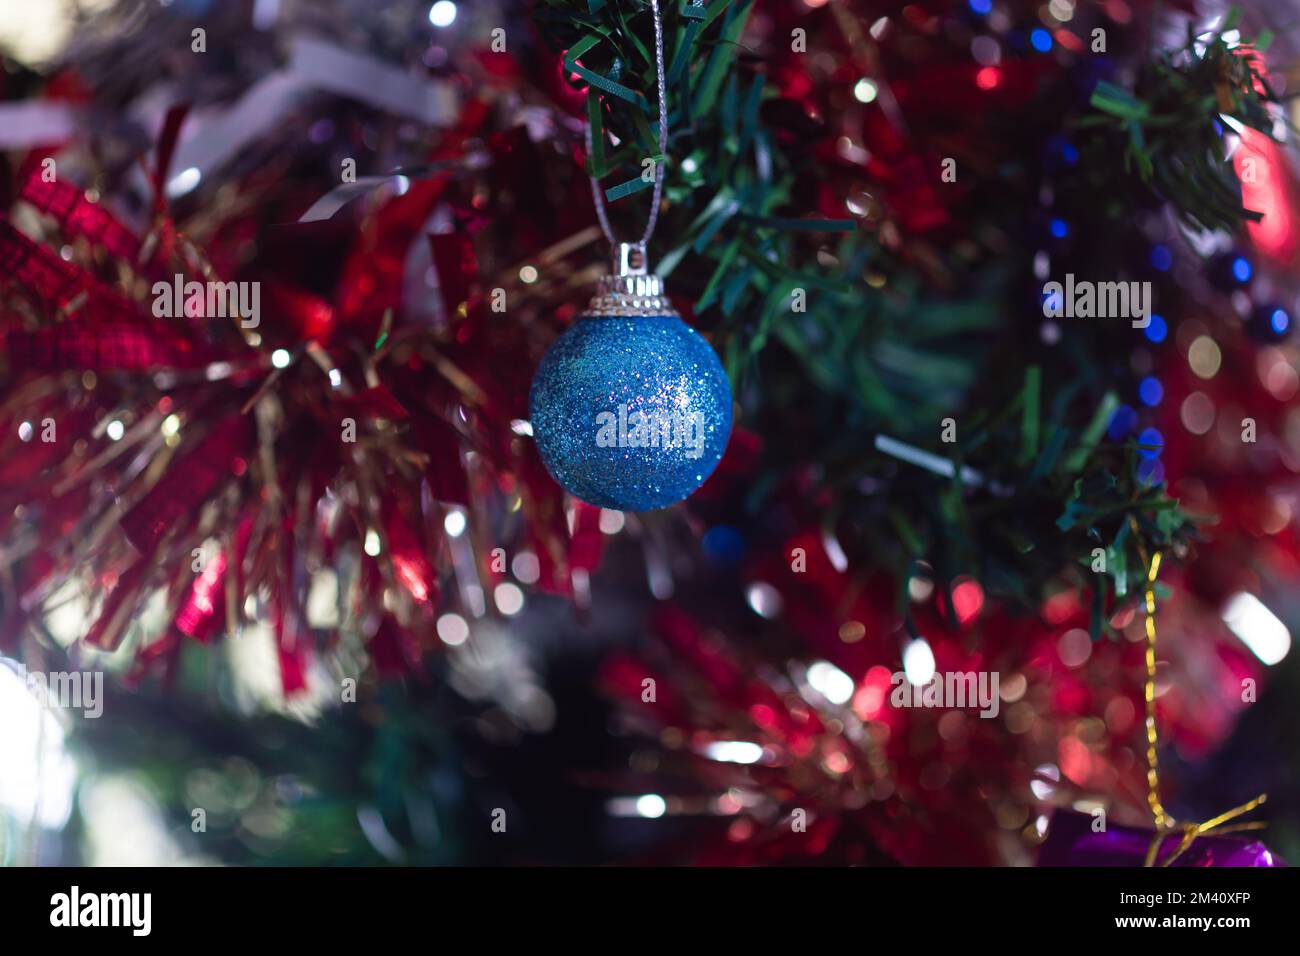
1142 550 1167 829
1135 539 1269 866
1143 795 1269 868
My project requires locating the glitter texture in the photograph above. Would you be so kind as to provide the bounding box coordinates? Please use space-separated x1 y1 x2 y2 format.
529 314 733 511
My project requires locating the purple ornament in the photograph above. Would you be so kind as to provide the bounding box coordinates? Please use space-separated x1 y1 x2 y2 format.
1037 809 1285 867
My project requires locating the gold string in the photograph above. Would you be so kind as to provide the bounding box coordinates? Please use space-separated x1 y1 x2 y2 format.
1142 550 1168 830
1134 539 1269 866
1144 795 1269 867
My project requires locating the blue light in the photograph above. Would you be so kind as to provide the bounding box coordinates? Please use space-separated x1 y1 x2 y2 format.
1137 458 1166 488
702 525 745 564
1144 313 1168 344
1137 426 1164 460
1061 142 1079 164
1150 244 1172 272
1031 29 1053 53
969 0 992 13
1232 256 1252 283
1050 218 1068 238
1139 376 1163 407
1107 404 1139 441
1271 308 1290 335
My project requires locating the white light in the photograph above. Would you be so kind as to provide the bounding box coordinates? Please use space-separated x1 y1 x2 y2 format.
305 569 340 628
18 421 32 442
1218 112 1246 136
510 419 533 436
106 420 125 441
1030 763 1061 801
166 166 201 198
1034 250 1050 280
745 581 783 618
436 613 469 646
364 529 381 556
635 794 667 818
494 582 524 616
328 369 342 389
971 35 1002 66
0 662 76 830
807 660 854 704
464 584 485 617
598 509 625 535
271 349 291 369
704 741 764 764
822 530 849 572
902 638 936 686
161 413 180 437
511 551 540 584
681 157 698 174
428 1 457 27
1222 592 1291 665
908 576 935 602
44 579 89 646
80 776 182 866
853 78 878 103
443 509 467 537
1047 0 1074 22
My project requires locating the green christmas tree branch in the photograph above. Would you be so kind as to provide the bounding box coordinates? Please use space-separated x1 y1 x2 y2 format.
536 1 1252 622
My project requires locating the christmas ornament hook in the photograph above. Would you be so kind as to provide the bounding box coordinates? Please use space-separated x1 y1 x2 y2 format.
615 241 648 276
583 241 675 317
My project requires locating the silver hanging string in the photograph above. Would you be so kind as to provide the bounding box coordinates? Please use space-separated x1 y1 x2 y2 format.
586 0 668 253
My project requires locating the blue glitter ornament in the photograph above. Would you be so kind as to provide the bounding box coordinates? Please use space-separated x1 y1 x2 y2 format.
529 245 732 511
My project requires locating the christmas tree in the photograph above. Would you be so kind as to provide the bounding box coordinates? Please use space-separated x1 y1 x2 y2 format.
0 0 1294 870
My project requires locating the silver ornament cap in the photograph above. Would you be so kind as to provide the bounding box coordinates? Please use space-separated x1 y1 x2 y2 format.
581 242 677 317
